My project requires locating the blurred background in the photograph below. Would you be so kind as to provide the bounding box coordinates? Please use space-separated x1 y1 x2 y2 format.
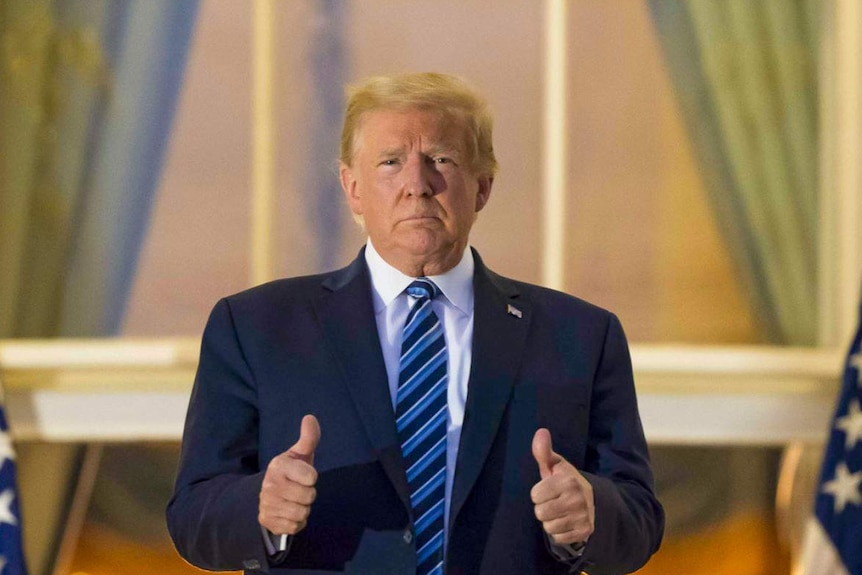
1 0 860 574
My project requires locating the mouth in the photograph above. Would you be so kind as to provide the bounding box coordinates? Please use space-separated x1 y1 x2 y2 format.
402 215 440 222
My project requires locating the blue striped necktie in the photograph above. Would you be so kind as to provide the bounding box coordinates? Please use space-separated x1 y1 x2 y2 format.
396 278 447 575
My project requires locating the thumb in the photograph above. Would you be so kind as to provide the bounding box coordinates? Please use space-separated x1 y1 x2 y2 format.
288 414 321 465
532 428 562 479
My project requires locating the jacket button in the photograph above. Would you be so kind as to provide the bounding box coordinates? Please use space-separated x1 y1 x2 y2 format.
403 530 413 544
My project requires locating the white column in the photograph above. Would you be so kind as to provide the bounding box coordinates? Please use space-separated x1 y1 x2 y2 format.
541 0 568 291
251 0 276 286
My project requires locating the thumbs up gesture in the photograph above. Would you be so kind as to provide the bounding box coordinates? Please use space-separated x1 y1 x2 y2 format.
530 428 595 546
259 415 321 536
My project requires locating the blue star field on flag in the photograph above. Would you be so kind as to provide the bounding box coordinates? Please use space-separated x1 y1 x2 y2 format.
814 302 862 575
0 402 27 575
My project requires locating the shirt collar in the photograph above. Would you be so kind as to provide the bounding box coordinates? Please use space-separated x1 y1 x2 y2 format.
365 238 474 316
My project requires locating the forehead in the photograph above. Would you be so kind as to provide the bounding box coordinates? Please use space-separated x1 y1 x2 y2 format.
355 107 468 152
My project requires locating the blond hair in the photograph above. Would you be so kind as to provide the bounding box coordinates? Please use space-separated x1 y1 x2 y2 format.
340 72 498 178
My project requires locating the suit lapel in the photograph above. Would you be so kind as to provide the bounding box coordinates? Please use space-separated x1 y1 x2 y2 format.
449 251 531 530
312 250 411 512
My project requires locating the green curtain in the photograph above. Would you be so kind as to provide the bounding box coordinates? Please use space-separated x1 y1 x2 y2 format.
0 0 82 338
648 0 819 345
0 0 198 338
646 2 821 566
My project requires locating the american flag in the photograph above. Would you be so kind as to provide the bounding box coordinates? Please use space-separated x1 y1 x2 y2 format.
802 302 862 575
0 401 27 575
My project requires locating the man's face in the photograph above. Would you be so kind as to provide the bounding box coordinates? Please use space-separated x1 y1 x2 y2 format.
340 107 493 276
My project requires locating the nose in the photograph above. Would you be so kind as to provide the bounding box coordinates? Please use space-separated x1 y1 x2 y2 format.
402 156 435 197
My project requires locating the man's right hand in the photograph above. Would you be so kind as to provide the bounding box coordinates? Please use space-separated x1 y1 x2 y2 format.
259 414 321 536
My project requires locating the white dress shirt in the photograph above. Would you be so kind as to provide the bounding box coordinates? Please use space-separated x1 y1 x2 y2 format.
364 239 473 546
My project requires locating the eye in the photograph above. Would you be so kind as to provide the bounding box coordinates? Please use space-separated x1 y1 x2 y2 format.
433 156 454 166
379 159 399 167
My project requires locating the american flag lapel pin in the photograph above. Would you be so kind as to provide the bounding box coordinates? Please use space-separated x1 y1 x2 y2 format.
507 304 523 319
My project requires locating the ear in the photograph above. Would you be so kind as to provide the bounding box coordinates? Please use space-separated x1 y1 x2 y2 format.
474 176 493 213
340 162 363 216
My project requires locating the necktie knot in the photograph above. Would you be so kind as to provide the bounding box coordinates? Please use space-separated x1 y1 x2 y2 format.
406 278 440 301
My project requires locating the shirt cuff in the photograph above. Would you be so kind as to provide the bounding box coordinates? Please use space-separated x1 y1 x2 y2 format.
545 533 587 563
260 524 292 555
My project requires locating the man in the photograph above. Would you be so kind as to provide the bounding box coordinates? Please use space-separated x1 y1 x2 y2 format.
167 72 663 575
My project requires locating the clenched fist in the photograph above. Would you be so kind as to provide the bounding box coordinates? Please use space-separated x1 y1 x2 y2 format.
259 414 321 536
530 428 595 546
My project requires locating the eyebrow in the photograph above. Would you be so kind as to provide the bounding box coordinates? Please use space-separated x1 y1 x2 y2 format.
372 144 463 161
375 147 405 159
426 145 461 158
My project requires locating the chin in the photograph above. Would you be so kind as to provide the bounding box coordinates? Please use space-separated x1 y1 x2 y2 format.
403 230 451 254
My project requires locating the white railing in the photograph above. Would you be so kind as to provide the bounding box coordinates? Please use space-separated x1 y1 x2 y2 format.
0 338 843 445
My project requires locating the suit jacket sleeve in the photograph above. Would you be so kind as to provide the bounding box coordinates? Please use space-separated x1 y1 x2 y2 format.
166 298 273 572
575 313 664 575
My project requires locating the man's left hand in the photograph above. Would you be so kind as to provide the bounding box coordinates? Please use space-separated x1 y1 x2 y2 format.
530 428 595 546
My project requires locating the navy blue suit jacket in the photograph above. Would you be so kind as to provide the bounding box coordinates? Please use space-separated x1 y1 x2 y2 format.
167 249 663 574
